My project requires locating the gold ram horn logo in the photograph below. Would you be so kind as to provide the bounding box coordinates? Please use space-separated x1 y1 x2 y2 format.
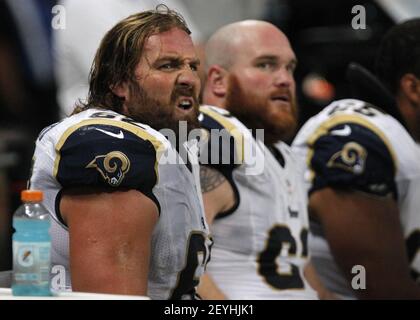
327 142 367 175
86 151 131 186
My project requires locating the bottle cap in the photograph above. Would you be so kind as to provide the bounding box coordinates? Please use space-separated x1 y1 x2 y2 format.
21 190 43 202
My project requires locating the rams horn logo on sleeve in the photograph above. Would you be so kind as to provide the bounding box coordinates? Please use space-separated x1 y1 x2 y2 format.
327 142 367 175
86 151 131 186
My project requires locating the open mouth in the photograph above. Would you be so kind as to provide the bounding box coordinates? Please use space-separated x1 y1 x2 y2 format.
176 98 194 111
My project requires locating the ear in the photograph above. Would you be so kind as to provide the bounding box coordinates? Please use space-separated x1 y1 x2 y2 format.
110 81 129 101
400 73 420 106
207 65 229 98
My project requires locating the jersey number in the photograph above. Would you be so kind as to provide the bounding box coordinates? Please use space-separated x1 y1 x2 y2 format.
170 232 210 299
90 112 147 129
406 230 420 283
258 225 308 290
328 100 385 117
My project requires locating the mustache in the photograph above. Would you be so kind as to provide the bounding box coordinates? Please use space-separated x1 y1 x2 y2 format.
170 86 199 103
271 89 292 99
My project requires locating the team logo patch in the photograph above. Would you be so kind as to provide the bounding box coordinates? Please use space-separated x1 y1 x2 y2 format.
327 142 367 174
86 151 130 186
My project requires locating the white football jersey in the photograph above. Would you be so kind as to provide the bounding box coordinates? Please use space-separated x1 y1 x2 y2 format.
199 105 318 299
293 99 420 298
29 108 212 299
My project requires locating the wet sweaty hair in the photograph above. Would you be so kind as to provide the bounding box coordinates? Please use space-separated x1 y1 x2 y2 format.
375 18 420 95
72 5 191 114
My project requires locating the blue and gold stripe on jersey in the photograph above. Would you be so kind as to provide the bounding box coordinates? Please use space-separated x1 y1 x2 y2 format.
306 114 397 198
199 106 245 169
54 118 165 211
198 106 247 219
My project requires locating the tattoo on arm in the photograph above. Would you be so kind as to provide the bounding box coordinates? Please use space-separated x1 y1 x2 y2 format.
200 166 227 193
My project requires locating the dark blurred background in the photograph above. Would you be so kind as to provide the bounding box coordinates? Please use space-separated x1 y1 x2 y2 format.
264 0 398 127
0 0 58 271
0 0 419 271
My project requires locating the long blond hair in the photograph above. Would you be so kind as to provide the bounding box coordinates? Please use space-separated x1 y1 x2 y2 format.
72 5 190 115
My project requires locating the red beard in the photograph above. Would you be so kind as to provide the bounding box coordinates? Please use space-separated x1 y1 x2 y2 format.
225 74 298 144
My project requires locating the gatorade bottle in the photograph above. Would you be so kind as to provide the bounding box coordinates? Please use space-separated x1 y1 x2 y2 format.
12 190 51 296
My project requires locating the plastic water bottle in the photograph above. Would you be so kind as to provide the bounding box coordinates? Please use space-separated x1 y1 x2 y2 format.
12 190 51 296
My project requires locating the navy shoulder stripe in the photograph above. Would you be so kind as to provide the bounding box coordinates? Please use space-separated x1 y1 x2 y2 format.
55 120 163 212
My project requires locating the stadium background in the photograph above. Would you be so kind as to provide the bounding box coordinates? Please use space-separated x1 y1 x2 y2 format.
0 0 419 272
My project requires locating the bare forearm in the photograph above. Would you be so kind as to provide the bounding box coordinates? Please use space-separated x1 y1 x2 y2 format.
311 188 420 299
71 263 148 295
200 166 236 224
62 189 158 296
